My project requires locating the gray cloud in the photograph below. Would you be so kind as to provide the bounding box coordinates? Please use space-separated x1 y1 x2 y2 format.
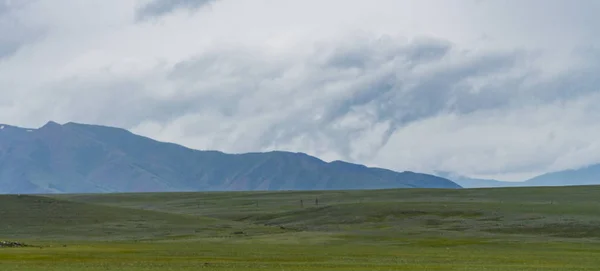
8 31 600 180
0 26 42 60
0 0 43 59
0 3 9 16
0 41 20 60
0 0 38 17
136 0 217 21
155 38 600 177
2 0 600 180
28 34 600 172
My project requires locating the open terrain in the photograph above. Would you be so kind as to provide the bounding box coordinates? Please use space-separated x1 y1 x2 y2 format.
2 186 600 270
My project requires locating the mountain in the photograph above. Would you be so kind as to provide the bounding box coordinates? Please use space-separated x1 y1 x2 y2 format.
438 162 600 188
434 171 515 188
0 122 461 194
520 164 600 187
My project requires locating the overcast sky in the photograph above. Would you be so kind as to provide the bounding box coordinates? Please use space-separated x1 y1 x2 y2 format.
1 0 600 181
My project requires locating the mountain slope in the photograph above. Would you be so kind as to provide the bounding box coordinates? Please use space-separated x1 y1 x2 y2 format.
0 122 460 194
434 171 518 188
521 164 600 187
437 163 600 188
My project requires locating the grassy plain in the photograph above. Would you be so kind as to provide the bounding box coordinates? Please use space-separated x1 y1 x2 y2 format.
2 186 600 270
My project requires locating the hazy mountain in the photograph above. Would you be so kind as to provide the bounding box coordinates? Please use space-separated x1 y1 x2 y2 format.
433 171 517 188
0 122 461 194
520 164 600 187
438 163 600 188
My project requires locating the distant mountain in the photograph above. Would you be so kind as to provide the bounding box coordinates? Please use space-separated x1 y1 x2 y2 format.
0 122 461 194
434 171 516 188
521 164 600 187
438 163 600 188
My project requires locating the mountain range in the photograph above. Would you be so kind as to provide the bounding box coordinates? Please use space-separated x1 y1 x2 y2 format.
0 121 461 194
434 171 515 188
439 164 600 188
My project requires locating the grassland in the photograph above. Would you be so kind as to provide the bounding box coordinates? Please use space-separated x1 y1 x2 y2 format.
2 186 600 270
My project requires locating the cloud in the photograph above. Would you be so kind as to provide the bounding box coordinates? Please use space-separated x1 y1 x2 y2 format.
1 0 600 181
136 0 217 21
374 91 600 181
0 2 9 15
0 0 43 59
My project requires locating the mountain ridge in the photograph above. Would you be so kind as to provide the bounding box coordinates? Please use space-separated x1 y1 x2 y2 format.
438 163 600 188
520 163 600 187
0 121 461 194
433 171 515 188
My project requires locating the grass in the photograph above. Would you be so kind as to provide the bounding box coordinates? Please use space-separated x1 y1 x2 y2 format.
2 186 600 270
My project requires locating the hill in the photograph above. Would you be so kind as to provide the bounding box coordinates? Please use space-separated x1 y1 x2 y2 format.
0 121 460 194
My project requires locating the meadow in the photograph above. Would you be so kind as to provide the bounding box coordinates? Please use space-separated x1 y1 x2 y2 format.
2 186 600 270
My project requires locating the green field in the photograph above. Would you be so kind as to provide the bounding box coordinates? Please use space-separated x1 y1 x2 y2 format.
2 186 600 270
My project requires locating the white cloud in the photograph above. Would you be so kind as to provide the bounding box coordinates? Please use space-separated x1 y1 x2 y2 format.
1 0 600 181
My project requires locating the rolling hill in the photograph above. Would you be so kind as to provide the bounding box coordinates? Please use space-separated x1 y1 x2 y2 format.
0 121 460 194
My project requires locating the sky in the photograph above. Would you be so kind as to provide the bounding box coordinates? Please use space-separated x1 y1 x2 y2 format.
1 0 600 181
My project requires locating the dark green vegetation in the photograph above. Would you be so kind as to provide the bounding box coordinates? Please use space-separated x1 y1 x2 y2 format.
2 186 600 270
0 121 459 194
